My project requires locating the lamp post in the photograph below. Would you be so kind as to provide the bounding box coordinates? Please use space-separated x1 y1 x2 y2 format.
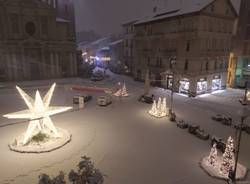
231 95 250 183
169 56 176 118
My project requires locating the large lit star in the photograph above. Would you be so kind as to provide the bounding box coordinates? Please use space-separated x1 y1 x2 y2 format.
3 83 72 145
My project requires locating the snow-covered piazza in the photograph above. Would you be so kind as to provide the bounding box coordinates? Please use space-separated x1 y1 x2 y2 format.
0 70 249 184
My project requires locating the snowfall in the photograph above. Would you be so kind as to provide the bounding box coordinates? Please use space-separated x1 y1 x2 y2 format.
0 68 249 184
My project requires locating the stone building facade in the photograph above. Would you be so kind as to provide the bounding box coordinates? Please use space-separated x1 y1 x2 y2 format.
109 39 124 74
133 0 237 96
122 21 137 75
0 0 77 81
227 0 250 88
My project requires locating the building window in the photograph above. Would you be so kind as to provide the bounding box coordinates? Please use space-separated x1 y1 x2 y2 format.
245 27 250 40
184 59 188 71
219 61 223 69
11 14 19 34
64 4 68 13
186 41 190 52
147 57 150 66
156 57 162 67
41 16 48 35
211 4 215 12
214 60 217 69
248 11 250 24
25 22 36 36
206 61 209 71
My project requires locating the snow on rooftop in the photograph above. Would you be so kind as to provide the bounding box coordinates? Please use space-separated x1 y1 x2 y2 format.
109 39 123 46
56 17 70 23
135 0 214 25
90 37 110 45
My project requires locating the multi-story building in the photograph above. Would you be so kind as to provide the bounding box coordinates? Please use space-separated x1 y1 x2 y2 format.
132 0 237 96
0 0 77 81
109 39 124 74
227 0 250 88
122 20 137 75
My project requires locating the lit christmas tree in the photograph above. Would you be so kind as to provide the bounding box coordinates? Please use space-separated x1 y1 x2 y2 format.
161 97 167 116
207 143 217 166
220 136 235 175
157 97 162 110
150 100 157 115
121 83 128 96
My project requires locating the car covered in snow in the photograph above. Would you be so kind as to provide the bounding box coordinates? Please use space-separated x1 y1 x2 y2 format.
97 96 112 106
234 123 250 134
212 114 232 125
177 120 188 129
211 114 224 121
195 128 210 140
73 94 92 104
188 124 200 135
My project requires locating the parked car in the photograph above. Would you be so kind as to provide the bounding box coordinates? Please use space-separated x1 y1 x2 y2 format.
234 123 247 131
211 136 226 152
73 94 92 104
138 94 154 104
245 125 250 134
97 96 112 106
91 74 104 81
212 114 232 125
188 124 200 135
221 117 232 126
212 114 224 121
177 120 189 129
195 128 210 140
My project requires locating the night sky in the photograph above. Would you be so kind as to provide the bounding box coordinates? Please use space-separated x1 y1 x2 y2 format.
73 0 241 36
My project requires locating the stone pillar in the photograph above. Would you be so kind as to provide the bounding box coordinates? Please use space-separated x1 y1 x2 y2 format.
69 53 74 76
189 77 197 97
73 52 77 76
50 52 54 77
221 72 227 89
55 52 60 77
207 75 213 93
6 53 13 81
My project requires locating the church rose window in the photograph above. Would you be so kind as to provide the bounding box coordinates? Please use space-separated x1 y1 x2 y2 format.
25 22 36 36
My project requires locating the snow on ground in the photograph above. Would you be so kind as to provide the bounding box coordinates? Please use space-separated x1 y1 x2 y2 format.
0 71 249 184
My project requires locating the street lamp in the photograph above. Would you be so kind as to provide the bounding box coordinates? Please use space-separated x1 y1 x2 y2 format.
232 102 250 182
169 56 176 120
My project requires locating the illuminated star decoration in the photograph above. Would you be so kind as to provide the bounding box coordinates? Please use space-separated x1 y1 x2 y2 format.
4 83 72 145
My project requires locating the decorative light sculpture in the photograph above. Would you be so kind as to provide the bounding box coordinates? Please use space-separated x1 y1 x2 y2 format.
207 143 218 166
220 136 235 175
148 97 168 118
200 136 247 180
4 83 72 145
113 82 129 97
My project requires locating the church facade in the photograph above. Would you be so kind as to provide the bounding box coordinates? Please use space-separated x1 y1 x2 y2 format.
0 0 77 81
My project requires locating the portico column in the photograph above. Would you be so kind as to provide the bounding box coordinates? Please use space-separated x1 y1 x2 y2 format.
50 52 54 77
69 53 74 76
189 77 197 97
207 75 213 93
6 53 13 81
73 52 77 76
55 52 60 76
13 53 19 80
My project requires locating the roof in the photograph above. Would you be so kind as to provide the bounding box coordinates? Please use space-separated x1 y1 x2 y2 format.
135 0 237 25
56 17 70 23
91 37 110 45
109 39 123 46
